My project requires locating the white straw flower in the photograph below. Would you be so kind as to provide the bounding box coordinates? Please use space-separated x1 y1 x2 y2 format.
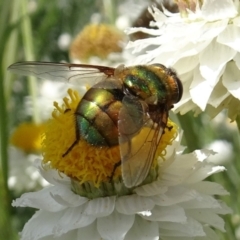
126 0 240 120
12 134 231 240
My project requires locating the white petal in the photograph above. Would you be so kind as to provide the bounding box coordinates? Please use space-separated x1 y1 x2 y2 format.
199 39 236 81
36 161 71 187
208 80 230 108
217 24 240 51
116 194 154 215
152 186 200 206
53 206 96 236
212 201 232 215
173 56 199 75
40 230 77 240
134 180 168 196
50 186 88 207
125 27 162 36
222 61 240 99
97 210 134 240
179 195 222 210
21 210 63 240
193 20 228 42
191 181 229 196
184 164 226 184
190 68 214 110
82 196 115 217
141 205 187 223
202 226 220 240
159 153 198 186
159 217 205 237
12 186 66 212
77 221 102 240
125 216 159 240
201 0 237 21
194 149 214 162
185 209 226 231
234 52 240 69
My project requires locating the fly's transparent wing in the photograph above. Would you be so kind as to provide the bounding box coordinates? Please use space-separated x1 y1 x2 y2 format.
118 97 168 188
8 61 116 86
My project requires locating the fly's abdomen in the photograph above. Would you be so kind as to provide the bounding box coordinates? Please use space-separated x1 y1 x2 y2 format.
76 87 124 146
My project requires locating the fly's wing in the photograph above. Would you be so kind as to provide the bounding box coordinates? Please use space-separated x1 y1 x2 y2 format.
118 96 168 188
8 61 116 87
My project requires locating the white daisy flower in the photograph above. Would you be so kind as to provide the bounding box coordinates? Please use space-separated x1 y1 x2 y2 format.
12 138 231 240
12 89 231 240
126 0 240 120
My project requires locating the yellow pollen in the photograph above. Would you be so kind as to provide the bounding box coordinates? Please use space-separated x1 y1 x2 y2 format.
70 23 125 62
10 122 46 153
42 89 178 187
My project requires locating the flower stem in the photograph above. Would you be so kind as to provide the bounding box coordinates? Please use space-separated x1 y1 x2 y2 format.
0 0 16 237
235 115 240 133
177 112 202 152
21 0 40 124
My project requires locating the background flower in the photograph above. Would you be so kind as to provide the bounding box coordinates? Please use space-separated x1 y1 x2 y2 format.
126 0 240 120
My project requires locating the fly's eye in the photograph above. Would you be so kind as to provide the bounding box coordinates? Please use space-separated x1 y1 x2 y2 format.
175 75 183 102
151 63 167 71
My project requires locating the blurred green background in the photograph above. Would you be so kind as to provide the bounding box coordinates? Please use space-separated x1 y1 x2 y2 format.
0 0 240 239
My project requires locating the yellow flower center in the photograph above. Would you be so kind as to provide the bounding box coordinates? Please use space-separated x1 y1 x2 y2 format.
10 122 45 153
42 89 178 189
70 23 125 61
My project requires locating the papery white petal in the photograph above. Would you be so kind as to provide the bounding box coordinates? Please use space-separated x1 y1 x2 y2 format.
185 209 226 231
199 41 236 80
199 40 236 82
194 149 214 161
82 196 115 217
191 181 229 196
97 210 134 240
21 210 64 240
12 186 66 212
218 24 240 51
208 81 230 108
77 221 101 240
222 61 240 99
202 226 220 240
194 20 228 42
35 159 71 187
159 217 205 237
190 68 213 110
152 186 200 206
51 188 88 207
179 195 223 210
234 52 240 69
172 56 199 75
116 194 154 214
201 0 238 21
159 153 198 186
134 180 168 196
125 27 162 36
40 230 77 240
141 205 186 222
125 216 159 240
184 164 226 184
53 206 96 236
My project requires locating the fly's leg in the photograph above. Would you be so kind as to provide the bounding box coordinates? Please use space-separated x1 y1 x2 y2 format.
62 109 80 157
109 160 121 182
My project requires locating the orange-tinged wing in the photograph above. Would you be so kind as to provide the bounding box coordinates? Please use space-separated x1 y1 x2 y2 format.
118 96 168 188
8 61 116 86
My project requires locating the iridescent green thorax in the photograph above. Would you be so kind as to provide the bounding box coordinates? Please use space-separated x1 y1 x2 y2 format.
117 64 182 108
122 66 167 103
